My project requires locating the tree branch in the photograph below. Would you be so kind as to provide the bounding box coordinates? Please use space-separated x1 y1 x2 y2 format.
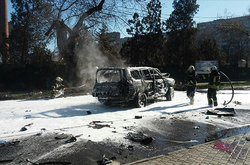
45 22 55 36
73 0 105 32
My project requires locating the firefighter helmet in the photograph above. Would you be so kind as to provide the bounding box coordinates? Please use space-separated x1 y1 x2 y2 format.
188 65 195 71
211 66 217 71
56 77 63 82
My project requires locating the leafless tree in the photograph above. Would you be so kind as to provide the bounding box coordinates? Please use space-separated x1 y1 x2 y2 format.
44 0 146 85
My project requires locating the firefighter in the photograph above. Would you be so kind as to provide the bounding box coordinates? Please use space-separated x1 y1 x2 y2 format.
186 65 198 105
207 66 221 107
51 77 65 98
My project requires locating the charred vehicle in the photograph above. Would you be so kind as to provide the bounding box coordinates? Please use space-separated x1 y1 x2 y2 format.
92 67 175 107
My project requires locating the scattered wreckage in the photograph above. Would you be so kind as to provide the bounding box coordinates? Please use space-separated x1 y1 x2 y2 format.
92 67 175 107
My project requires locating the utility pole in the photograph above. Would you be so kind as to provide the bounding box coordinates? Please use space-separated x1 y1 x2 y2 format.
0 0 9 63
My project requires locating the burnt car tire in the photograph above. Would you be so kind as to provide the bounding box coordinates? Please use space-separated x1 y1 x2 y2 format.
103 101 112 106
135 93 147 108
166 87 174 101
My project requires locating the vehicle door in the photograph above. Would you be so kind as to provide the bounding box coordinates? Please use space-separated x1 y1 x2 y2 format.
139 69 154 96
129 69 146 94
150 68 167 95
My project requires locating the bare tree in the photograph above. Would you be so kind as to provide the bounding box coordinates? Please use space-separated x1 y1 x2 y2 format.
44 0 146 85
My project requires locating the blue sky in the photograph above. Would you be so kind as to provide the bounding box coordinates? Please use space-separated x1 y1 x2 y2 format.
7 0 250 22
162 0 250 23
6 0 250 36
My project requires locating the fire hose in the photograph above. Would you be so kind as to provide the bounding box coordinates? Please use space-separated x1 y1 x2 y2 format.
219 71 234 105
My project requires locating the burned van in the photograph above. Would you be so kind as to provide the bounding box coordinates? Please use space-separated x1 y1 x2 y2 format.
92 67 175 107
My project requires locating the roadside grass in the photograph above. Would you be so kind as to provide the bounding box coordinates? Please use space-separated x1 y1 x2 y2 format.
0 90 52 100
173 81 250 91
220 81 249 88
197 81 250 89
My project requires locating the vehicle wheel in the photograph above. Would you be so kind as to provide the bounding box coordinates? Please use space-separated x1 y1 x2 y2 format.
99 98 111 106
166 87 174 101
135 93 147 108
103 101 112 106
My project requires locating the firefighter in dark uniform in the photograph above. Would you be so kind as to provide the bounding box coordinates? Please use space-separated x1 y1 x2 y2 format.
186 65 198 105
207 66 220 107
51 77 65 98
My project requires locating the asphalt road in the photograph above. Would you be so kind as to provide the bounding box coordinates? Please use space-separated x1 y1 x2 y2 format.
1 111 250 165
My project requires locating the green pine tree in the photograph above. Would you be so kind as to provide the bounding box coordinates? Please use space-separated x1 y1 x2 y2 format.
121 0 164 66
163 0 199 66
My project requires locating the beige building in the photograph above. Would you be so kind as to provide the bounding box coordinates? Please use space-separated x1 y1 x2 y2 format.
197 15 250 66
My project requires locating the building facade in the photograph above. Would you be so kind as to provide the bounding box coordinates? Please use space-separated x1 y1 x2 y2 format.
197 15 250 66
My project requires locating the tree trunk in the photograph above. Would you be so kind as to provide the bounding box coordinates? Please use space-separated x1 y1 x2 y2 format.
45 0 106 86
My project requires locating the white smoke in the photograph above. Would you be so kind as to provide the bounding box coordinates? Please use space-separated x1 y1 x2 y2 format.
75 31 109 87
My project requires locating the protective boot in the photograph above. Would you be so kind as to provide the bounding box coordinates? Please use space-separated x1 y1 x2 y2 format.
214 100 218 106
190 98 194 105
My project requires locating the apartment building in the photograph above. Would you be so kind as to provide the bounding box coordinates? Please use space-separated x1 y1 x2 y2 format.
197 15 250 66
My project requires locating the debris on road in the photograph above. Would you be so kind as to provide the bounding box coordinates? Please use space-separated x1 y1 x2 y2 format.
127 145 134 151
89 121 114 129
20 126 27 131
0 139 20 147
64 134 83 144
194 126 200 130
233 101 242 105
102 154 113 164
65 136 77 144
55 133 69 140
0 140 6 144
206 108 235 116
20 123 34 132
100 155 120 165
127 132 154 145
35 128 46 136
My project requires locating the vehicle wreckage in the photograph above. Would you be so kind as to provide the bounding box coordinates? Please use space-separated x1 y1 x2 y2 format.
92 67 175 107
